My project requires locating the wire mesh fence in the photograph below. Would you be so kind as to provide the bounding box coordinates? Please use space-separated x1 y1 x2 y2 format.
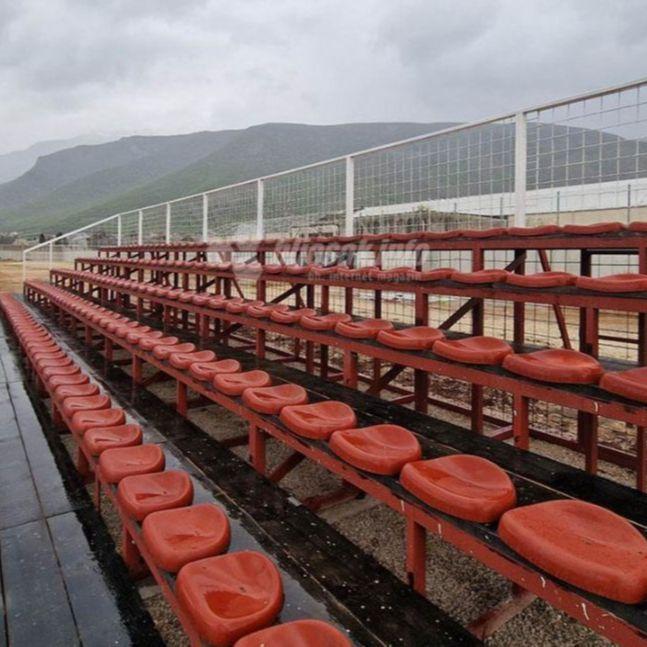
20 78 647 463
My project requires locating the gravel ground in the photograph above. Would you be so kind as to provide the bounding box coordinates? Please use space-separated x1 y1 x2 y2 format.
58 362 621 646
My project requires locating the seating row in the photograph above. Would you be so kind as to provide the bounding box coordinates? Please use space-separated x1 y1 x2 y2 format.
100 220 647 254
0 293 352 647
75 257 647 292
20 284 647 609
54 270 647 402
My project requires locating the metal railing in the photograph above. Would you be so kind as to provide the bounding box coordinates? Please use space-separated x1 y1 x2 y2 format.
22 76 647 279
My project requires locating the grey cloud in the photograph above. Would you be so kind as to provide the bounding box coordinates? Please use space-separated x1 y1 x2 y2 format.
1 0 646 154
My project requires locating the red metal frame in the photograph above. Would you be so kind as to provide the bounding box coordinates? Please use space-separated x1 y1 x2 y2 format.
51 269 647 489
24 280 647 646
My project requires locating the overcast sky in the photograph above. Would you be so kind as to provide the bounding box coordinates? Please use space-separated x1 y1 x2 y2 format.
1 0 646 154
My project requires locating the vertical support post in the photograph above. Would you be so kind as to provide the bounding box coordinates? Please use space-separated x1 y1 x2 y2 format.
116 214 122 247
165 203 171 243
256 179 264 239
345 155 354 236
514 112 527 228
22 249 27 284
202 193 209 242
137 209 143 245
48 241 53 270
405 516 426 594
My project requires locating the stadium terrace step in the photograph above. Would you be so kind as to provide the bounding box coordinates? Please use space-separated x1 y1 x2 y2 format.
329 424 422 475
98 444 166 483
499 499 647 603
503 349 603 384
176 551 284 646
141 503 231 573
279 401 357 440
117 470 194 521
377 326 445 350
242 383 309 415
432 336 513 365
401 455 517 523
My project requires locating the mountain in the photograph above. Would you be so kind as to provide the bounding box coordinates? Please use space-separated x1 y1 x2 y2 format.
0 135 109 184
0 122 456 235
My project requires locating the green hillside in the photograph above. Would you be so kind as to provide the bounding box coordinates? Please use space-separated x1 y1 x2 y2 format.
0 122 453 235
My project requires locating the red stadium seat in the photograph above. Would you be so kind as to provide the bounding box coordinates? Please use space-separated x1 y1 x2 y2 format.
117 470 194 521
234 619 352 647
400 455 516 523
60 394 111 418
503 349 603 384
576 273 647 293
263 263 285 274
507 224 561 236
242 384 308 414
47 373 90 390
270 307 316 324
432 336 513 365
376 326 444 350
506 271 576 288
139 335 179 351
405 267 454 282
98 444 165 483
310 265 339 277
450 269 509 284
191 293 211 306
52 382 100 403
600 367 647 403
226 299 263 314
279 401 357 440
41 364 81 380
70 408 126 436
335 318 394 339
176 551 283 646
329 424 422 475
562 222 625 235
141 503 230 572
247 303 289 319
152 342 196 361
189 359 241 381
499 500 647 603
213 370 272 396
461 227 507 238
168 350 216 370
368 267 410 281
423 230 462 240
629 221 647 232
284 264 311 276
83 424 143 456
300 312 352 331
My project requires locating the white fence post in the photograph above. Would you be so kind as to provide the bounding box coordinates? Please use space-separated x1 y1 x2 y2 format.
116 214 122 247
345 155 354 236
514 112 527 227
48 241 53 270
22 249 27 283
137 209 143 244
165 203 171 243
202 193 209 242
256 179 264 239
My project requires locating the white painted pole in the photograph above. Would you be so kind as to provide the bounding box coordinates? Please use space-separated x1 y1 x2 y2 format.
256 179 264 239
116 214 122 247
165 203 171 243
137 209 143 245
48 241 53 270
514 112 527 227
345 156 354 236
202 193 209 242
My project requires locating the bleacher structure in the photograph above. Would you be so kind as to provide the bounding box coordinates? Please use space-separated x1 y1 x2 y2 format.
6 79 647 646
